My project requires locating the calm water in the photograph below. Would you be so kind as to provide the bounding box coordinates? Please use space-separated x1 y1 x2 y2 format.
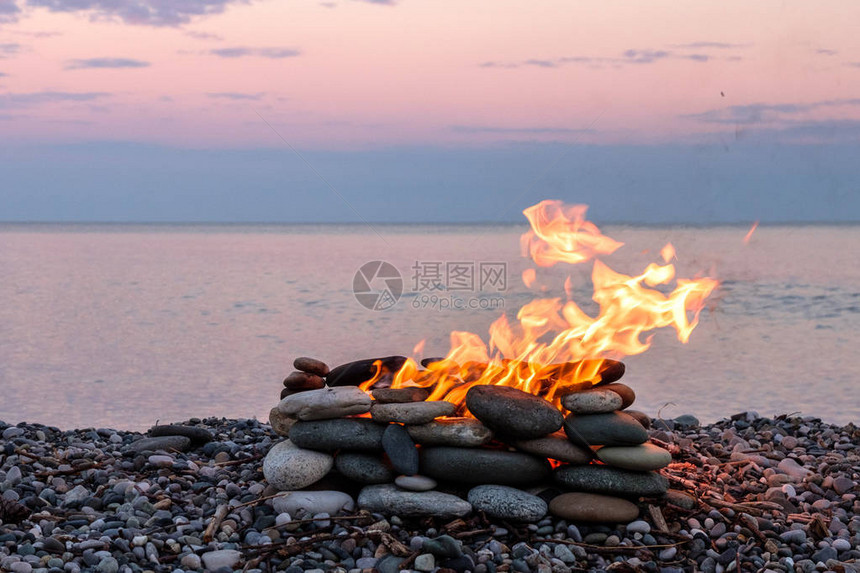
1 224 858 431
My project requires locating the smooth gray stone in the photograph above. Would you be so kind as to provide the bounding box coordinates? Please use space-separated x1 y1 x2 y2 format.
335 452 393 484
407 418 493 446
600 383 635 409
467 485 547 521
272 490 355 516
395 475 438 491
420 447 551 486
263 440 333 491
563 412 648 448
514 432 592 464
371 401 456 424
466 385 563 440
358 484 471 518
554 465 669 496
596 443 672 471
277 386 371 420
289 419 386 450
560 389 623 414
127 435 191 453
382 424 419 475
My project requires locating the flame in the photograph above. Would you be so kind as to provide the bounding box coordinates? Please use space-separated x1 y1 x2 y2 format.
368 200 718 410
660 243 676 263
521 200 623 267
744 221 759 244
522 268 537 288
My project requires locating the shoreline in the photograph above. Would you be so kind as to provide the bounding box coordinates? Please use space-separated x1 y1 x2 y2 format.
0 413 857 572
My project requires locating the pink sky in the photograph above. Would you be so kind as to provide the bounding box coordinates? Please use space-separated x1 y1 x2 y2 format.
1 0 860 148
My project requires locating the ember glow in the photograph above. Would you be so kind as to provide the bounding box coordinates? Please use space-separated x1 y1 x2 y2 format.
361 200 719 408
744 221 760 244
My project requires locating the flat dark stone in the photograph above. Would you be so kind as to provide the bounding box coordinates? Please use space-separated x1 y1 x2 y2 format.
563 412 648 448
326 356 407 387
420 447 551 486
148 424 213 445
335 452 393 484
127 435 191 453
289 419 386 451
293 356 330 377
554 465 669 496
382 424 419 475
371 387 430 403
282 371 326 391
420 357 446 368
465 385 563 440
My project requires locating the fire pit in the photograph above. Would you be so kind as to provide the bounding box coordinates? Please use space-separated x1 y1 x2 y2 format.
267 355 671 525
265 200 718 527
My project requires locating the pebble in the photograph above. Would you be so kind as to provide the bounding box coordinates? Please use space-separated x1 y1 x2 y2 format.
420 447 551 485
394 474 438 491
407 418 494 446
513 432 592 464
278 386 372 420
294 356 330 376
554 465 669 496
371 400 456 424
777 458 814 482
201 549 241 570
548 492 639 522
282 371 326 391
467 485 547 521
381 423 419 475
272 490 355 516
335 452 394 484
465 385 564 439
357 484 472 519
563 411 648 447
289 418 386 450
414 553 436 571
626 520 651 534
596 443 672 470
371 387 430 403
560 388 623 414
262 439 333 490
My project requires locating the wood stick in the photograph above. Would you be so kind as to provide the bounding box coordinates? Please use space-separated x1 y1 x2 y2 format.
203 504 229 543
648 504 670 533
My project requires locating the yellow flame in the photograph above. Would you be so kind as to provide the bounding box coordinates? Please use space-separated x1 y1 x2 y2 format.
373 200 718 409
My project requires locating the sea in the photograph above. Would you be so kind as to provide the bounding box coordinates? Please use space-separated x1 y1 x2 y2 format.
1 223 858 431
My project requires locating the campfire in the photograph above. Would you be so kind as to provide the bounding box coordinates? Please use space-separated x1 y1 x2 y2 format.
265 200 719 524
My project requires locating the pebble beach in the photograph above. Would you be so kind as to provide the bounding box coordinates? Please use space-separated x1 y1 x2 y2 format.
0 413 857 573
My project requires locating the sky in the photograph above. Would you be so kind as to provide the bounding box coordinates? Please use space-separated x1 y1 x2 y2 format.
1 0 859 223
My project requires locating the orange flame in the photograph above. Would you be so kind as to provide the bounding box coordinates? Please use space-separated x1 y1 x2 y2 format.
367 200 718 410
744 221 759 244
522 268 537 288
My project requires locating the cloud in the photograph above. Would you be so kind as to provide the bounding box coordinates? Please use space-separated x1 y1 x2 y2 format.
683 99 860 125
669 42 750 49
64 57 150 70
0 71 7 77
0 0 20 21
209 47 301 58
0 90 110 109
816 49 838 56
0 43 21 57
481 45 744 70
354 0 395 4
185 30 223 41
846 62 860 68
207 91 264 100
451 125 595 135
24 0 250 27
